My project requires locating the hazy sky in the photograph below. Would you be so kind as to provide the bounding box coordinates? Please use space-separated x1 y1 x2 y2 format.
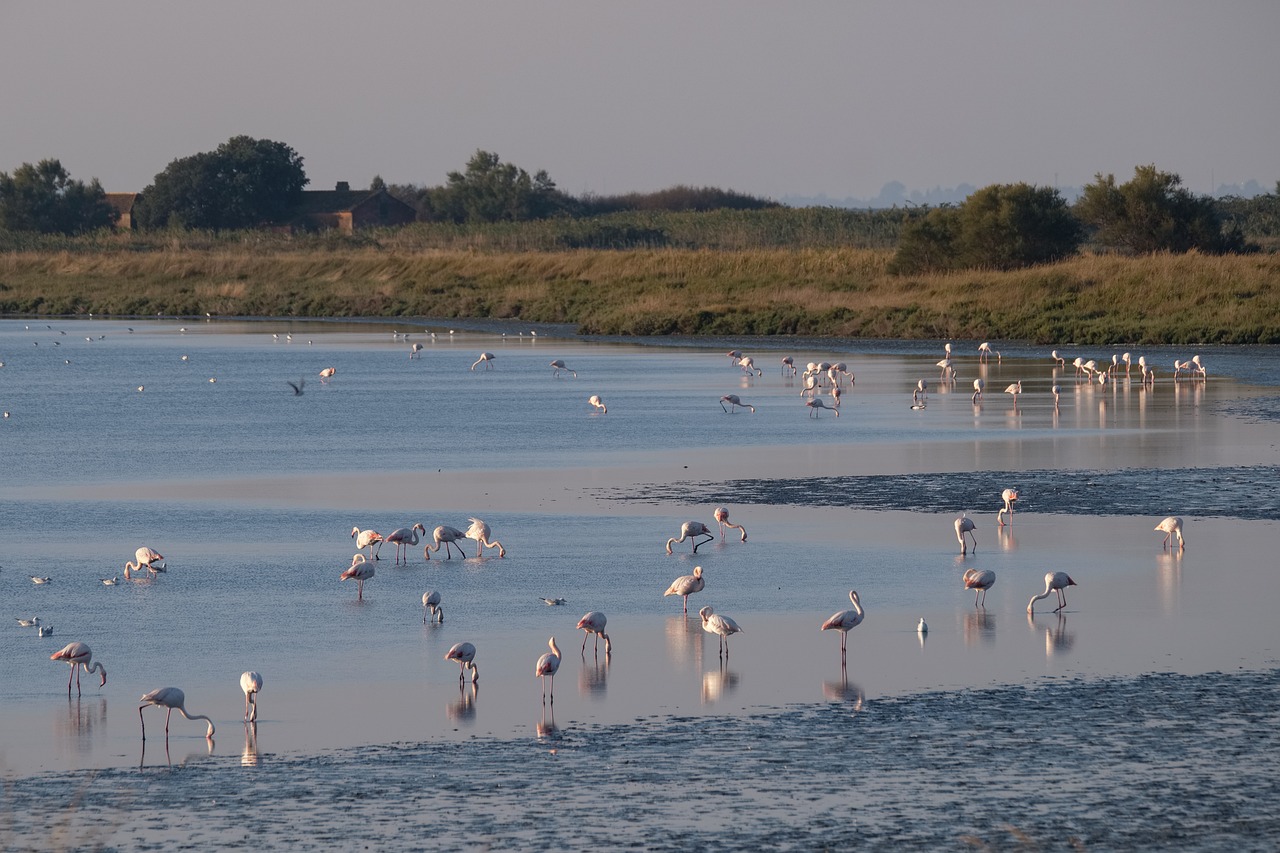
3 1 1277 200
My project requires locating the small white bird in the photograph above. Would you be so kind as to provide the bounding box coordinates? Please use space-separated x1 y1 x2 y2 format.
17 616 41 627
539 597 567 606
100 576 120 586
31 576 50 584
917 618 928 634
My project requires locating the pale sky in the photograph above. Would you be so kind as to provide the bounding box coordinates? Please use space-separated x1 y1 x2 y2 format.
2 1 1277 201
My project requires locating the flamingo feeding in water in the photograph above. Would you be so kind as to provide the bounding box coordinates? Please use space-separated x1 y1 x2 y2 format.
998 488 1018 526
470 352 495 371
240 671 263 722
713 506 747 541
424 525 468 560
1027 571 1076 614
781 356 796 376
139 687 215 739
666 521 715 554
318 367 335 383
549 359 576 378
737 356 762 377
663 565 704 613
978 342 993 362
535 637 562 702
351 527 384 560
954 513 977 554
972 378 984 403
576 611 611 654
384 523 426 564
445 642 478 684
699 606 743 658
588 395 607 414
340 554 375 599
1051 350 1066 368
1155 516 1185 551
806 398 839 418
820 591 864 658
409 342 423 358
963 568 996 607
50 642 107 696
422 590 444 623
125 547 165 579
719 394 755 413
466 517 506 557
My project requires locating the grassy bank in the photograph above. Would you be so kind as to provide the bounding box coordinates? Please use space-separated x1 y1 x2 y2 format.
1 245 1277 345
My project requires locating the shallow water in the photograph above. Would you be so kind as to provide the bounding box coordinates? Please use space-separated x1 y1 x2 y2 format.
2 318 1279 846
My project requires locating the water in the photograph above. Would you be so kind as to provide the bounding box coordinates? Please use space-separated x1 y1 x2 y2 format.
2 318 1278 848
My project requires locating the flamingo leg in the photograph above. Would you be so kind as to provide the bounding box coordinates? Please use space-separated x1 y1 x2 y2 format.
67 666 75 696
139 705 146 740
581 633 588 654
166 707 173 735
682 595 689 614
75 666 82 697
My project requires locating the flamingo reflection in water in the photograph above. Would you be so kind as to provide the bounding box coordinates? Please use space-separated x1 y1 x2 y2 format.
702 661 740 704
447 683 478 724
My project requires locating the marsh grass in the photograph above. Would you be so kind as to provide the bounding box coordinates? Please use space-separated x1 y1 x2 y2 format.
1 239 1277 344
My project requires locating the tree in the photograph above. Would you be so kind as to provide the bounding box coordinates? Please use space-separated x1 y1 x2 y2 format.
1076 164 1237 254
886 206 960 274
0 159 114 234
428 150 574 223
138 136 307 229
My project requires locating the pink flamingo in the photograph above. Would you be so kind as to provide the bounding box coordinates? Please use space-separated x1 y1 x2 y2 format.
351 526 383 560
954 513 977 554
470 352 495 370
422 590 444 623
535 637 562 703
466 517 506 557
339 554 375 599
384 523 426 564
663 565 704 613
577 612 611 654
820 591 864 659
424 525 468 560
806 398 839 418
1155 516 1185 550
139 687 215 739
240 671 263 722
549 359 576 378
588 394 607 413
998 488 1018 526
666 521 715 554
445 642 478 684
1027 571 1076 614
125 547 165 579
719 394 755 413
713 506 747 541
963 568 996 606
699 606 743 658
50 642 107 696
737 356 762 376
781 356 796 376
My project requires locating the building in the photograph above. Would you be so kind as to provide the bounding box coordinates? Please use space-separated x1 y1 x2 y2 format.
294 182 417 233
104 193 143 229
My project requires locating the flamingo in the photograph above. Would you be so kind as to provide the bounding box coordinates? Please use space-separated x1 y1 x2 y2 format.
549 359 576 378
1051 349 1066 368
832 362 853 384
1027 571 1076 614
50 642 107 696
470 352 495 370
666 521 715 554
384 523 426 564
1052 384 1061 406
781 356 796 376
918 618 929 635
409 342 424 358
1155 516 1185 550
725 350 743 361
699 606 743 658
830 385 842 407
535 637 562 702
1109 354 1119 375
978 341 993 362
351 527 384 560
318 367 335 383
800 374 819 399
914 379 928 404
139 687 215 739
971 378 984 403
719 394 755 413
125 546 165 579
998 488 1018 526
1191 355 1206 377
663 565 705 613
737 356 762 376
240 671 263 722
424 525 468 560
806 398 839 418
339 553 375 599
821 591 864 658
466 517 506 557
944 342 953 358
1004 381 1022 407
422 590 444 623
445 642 478 684
936 358 953 379
1083 359 1098 378
1122 352 1132 377
962 568 996 606
954 513 977 554
588 395 607 414
713 507 748 542
577 612 611 654
1072 357 1086 377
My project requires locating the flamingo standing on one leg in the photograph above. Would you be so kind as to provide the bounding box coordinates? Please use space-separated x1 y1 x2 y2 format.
713 507 747 542
663 565 704 613
1155 516 1185 550
384 523 426 564
588 395 607 413
954 513 977 554
470 352 495 371
535 637 562 703
699 606 743 658
719 394 755 413
424 525 468 560
998 488 1018 526
666 521 715 554
422 590 444 623
821 591 864 660
466 518 506 557
50 642 107 696
1028 571 1076 614
963 568 996 606
351 527 383 561
576 612 611 654
125 547 165 579
139 687 215 740
240 671 263 722
340 554 375 599
445 642 478 684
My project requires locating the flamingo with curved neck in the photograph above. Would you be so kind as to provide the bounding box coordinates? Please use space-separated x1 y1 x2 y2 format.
821 591 865 658
1028 571 1076 614
50 642 107 696
139 687 215 739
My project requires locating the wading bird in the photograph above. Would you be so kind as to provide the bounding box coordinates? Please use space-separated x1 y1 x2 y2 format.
780 356 796 376
470 352 495 371
1155 516 1185 551
535 637 562 702
737 356 762 377
1051 350 1066 368
549 359 576 378
422 590 443 623
699 606 743 658
424 525 468 560
663 566 705 613
466 517 506 557
318 367 335 383
409 343 423 358
666 521 715 554
576 612 611 654
954 513 977 554
806 398 839 418
351 527 383 560
963 568 996 607
719 394 755 413
445 642 478 684
240 671 263 722
50 642 107 696
1052 384 1061 406
125 546 165 579
384 523 426 564
588 395 607 414
340 554 375 600
998 488 1018 526
820 591 864 659
1027 571 1076 614
139 687 215 739
972 378 984 403
1004 381 1022 407
713 506 747 541
978 342 993 362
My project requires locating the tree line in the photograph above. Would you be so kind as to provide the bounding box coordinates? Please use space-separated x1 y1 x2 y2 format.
1 136 1276 270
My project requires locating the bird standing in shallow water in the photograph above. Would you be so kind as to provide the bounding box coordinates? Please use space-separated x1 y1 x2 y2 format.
50 642 106 696
963 568 996 606
998 488 1018 526
664 566 705 613
1028 571 1076 614
445 642 478 684
384 523 426 564
139 687 215 739
821 591 864 659
955 513 977 554
422 590 444 623
806 398 839 417
535 637 562 702
713 507 747 541
466 517 506 557
719 394 755 413
666 521 715 554
125 546 165 579
1155 516 1185 551
588 394 607 413
699 606 743 658
351 527 383 561
424 525 468 560
340 554 375 599
577 612 611 654
240 671 263 722
470 352 495 370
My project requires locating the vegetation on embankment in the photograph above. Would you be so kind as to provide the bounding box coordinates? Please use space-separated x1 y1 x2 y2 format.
2 242 1277 345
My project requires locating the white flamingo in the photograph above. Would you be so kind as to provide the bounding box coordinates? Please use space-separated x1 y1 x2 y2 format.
340 553 375 599
384 523 426 564
588 394 607 414
550 359 576 378
409 342 424 358
535 637 562 702
50 642 107 696
351 527 384 560
445 642 478 684
719 394 755 413
978 342 993 362
576 612 611 654
998 488 1018 526
666 521 715 554
422 590 444 623
1051 350 1066 368
663 565 704 613
737 356 762 376
318 367 335 383
780 356 797 376
699 606 743 658
466 517 506 557
714 507 747 542
971 378 984 403
470 352 496 370
914 379 928 404
806 398 839 418
1027 571 1076 614
820 590 865 659
1155 516 1185 550
1004 381 1022 407
139 687 215 739
954 513 977 554
240 671 263 722
424 525 468 560
125 546 165 579
1052 384 1061 406
962 568 996 606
